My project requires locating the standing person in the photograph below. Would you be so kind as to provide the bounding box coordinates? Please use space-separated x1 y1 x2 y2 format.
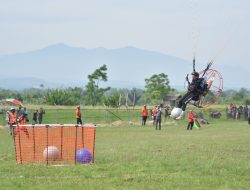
248 109 250 125
155 105 162 130
141 105 148 126
17 106 23 118
17 110 30 138
33 110 38 124
38 108 45 124
76 105 82 125
152 105 157 125
6 108 17 136
23 107 29 122
17 108 27 125
187 110 195 130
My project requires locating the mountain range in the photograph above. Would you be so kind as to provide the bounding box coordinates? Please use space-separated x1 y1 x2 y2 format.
0 43 248 90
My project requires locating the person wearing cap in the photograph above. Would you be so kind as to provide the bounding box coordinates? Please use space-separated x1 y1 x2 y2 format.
141 105 148 126
6 108 17 135
187 110 195 130
76 105 82 125
177 71 204 112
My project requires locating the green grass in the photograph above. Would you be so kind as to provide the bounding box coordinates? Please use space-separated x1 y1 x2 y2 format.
1 119 250 190
0 107 144 125
0 104 230 126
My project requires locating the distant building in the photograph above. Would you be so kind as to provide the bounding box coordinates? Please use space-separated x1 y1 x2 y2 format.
164 93 181 107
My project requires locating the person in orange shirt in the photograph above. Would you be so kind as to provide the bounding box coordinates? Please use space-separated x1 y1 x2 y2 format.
76 105 82 125
6 108 17 136
187 110 195 130
141 105 148 126
17 108 30 138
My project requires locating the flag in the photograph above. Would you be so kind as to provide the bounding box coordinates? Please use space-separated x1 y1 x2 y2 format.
193 119 201 129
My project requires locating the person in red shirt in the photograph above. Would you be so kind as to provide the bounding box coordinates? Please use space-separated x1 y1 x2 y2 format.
187 110 195 130
141 105 148 126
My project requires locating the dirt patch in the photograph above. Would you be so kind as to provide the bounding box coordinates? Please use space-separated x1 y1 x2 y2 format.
111 120 137 126
0 125 8 129
165 120 179 126
112 120 124 126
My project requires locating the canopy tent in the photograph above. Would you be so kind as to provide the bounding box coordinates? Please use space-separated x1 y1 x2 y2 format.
1 98 23 106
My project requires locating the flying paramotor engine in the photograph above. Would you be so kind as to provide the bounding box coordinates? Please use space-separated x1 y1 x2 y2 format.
185 60 224 108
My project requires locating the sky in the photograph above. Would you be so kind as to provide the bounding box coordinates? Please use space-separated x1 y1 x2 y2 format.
0 0 250 69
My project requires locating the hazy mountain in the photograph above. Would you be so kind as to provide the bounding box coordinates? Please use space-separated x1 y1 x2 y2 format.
0 76 62 90
0 43 248 90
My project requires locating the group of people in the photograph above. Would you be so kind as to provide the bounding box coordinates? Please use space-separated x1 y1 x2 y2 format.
5 105 83 136
227 103 249 121
141 104 201 131
6 106 45 135
32 108 46 124
141 105 162 130
6 106 28 136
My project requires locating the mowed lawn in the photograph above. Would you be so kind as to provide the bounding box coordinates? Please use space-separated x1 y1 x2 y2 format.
0 120 250 190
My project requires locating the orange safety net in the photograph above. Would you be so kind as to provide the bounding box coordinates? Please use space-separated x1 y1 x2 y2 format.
13 124 96 165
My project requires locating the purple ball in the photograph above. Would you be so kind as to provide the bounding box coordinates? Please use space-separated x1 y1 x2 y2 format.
76 148 93 164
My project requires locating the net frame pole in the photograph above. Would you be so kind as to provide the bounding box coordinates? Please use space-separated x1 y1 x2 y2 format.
74 125 78 165
46 125 49 166
17 125 23 164
32 125 36 162
60 126 63 160
92 128 96 163
13 126 18 164
81 127 84 148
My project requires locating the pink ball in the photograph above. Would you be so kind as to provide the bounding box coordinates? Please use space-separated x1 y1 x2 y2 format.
43 146 60 161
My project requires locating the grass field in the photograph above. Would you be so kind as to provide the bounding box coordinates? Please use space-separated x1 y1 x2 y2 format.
0 104 229 126
0 116 250 190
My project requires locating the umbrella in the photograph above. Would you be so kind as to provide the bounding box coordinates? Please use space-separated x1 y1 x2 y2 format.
1 98 23 106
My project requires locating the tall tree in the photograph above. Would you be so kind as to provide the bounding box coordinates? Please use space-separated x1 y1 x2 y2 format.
144 73 171 104
128 88 143 108
85 65 110 106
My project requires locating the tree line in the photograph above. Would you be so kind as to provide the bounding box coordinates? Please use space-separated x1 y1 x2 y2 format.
0 65 249 107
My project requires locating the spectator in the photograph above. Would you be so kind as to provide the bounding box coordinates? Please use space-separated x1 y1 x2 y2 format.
164 106 171 119
155 105 162 130
152 105 157 125
248 109 250 125
187 110 195 130
33 110 38 124
23 107 29 122
141 105 148 126
17 107 28 125
6 108 17 135
38 108 45 124
76 105 83 125
16 109 30 138
17 106 24 118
